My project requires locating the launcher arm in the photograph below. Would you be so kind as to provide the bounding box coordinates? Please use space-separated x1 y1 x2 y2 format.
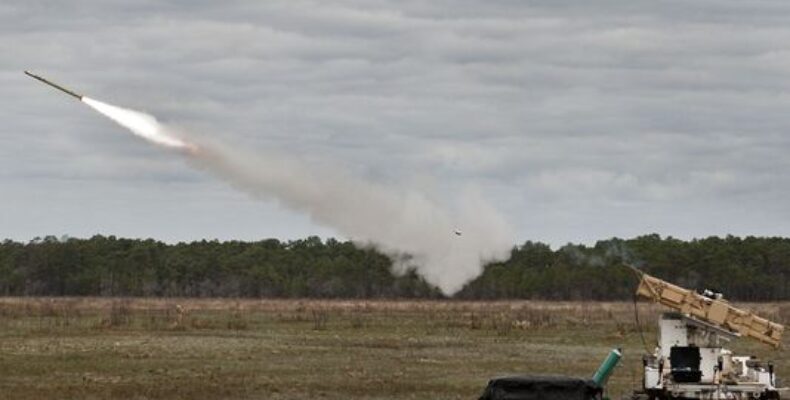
632 269 784 348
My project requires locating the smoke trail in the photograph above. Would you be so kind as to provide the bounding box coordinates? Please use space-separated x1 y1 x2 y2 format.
80 98 515 294
192 141 515 293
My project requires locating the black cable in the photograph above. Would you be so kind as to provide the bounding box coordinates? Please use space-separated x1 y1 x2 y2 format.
633 290 652 355
625 263 653 355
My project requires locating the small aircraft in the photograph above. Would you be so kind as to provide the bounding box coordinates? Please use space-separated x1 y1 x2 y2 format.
454 230 463 236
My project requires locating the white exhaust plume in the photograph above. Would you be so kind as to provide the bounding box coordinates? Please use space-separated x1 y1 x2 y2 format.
82 97 194 150
80 98 515 294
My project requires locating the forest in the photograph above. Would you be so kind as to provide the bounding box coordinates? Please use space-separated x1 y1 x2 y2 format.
1 234 789 301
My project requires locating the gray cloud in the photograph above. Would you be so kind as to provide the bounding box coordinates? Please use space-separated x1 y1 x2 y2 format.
2 0 790 248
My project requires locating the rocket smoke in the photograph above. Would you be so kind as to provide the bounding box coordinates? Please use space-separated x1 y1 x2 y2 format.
80 97 515 294
82 98 194 150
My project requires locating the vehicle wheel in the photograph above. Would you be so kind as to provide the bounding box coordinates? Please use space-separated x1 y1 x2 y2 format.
760 391 780 400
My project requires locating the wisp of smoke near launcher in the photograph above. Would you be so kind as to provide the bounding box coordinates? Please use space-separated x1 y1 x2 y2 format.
80 97 515 294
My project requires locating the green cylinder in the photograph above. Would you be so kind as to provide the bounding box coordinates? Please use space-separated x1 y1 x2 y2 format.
592 348 622 386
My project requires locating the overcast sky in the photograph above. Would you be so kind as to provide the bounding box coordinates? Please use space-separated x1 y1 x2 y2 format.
2 0 790 248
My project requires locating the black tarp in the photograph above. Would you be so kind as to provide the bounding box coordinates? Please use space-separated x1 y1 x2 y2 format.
478 375 603 400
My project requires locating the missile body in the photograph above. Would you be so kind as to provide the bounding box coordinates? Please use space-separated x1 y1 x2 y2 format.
24 71 83 100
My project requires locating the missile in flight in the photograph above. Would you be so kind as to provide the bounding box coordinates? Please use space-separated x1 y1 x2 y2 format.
24 71 83 100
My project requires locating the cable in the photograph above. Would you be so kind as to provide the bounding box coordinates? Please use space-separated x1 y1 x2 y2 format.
625 263 653 355
633 290 652 355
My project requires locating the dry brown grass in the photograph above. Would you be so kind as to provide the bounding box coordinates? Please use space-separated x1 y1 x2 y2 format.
0 298 788 400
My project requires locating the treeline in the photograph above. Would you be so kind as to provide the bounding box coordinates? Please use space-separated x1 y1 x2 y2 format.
457 235 790 301
1 234 790 301
0 236 441 298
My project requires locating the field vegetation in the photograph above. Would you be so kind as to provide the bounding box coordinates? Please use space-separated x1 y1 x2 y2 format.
2 298 789 399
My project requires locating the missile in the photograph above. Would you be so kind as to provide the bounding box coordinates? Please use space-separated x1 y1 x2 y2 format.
24 71 83 100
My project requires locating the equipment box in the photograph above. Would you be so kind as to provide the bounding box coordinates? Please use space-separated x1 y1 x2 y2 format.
479 375 603 400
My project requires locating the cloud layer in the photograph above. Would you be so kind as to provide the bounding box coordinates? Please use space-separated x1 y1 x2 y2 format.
3 1 790 248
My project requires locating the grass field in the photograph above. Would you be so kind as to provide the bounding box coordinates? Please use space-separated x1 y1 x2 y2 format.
1 298 788 399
